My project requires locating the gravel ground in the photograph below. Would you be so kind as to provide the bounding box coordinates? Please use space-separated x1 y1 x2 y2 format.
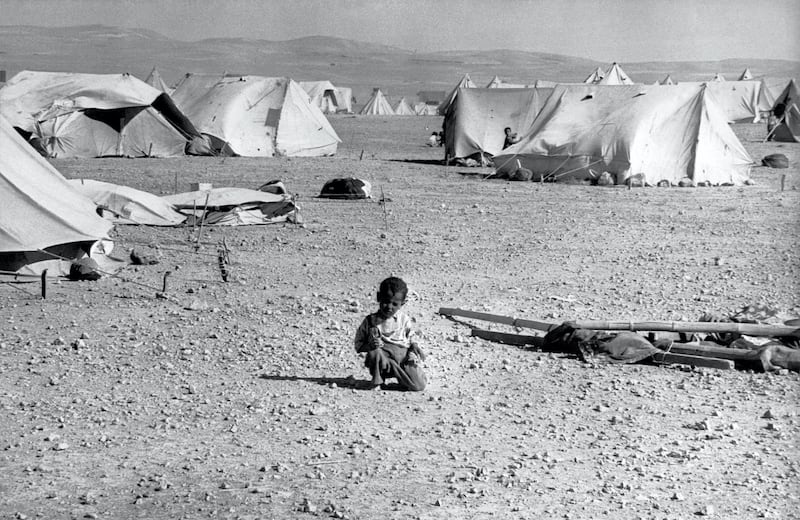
1 116 798 520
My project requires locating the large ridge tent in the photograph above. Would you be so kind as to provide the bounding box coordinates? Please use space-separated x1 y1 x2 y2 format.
171 73 341 157
394 97 415 115
359 88 395 115
0 115 112 274
438 73 477 115
442 87 554 162
299 81 340 114
770 79 799 142
494 84 753 186
681 80 772 123
0 70 207 158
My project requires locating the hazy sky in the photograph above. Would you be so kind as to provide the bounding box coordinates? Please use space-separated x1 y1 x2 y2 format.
3 0 799 62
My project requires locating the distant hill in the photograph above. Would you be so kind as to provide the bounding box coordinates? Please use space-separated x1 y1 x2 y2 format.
1 25 798 107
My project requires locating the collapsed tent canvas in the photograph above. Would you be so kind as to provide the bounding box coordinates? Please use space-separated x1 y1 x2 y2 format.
0 115 113 275
68 179 187 226
171 74 340 157
359 89 395 115
442 87 554 162
494 84 753 186
163 188 298 226
319 178 372 199
0 70 208 158
770 79 799 142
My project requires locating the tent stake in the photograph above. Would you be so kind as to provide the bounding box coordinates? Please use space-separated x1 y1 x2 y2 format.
195 193 211 252
161 271 171 293
41 270 47 299
781 174 786 191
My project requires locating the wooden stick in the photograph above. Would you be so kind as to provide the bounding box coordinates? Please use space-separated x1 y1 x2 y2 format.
651 352 734 370
438 307 557 332
195 192 211 252
471 329 542 346
41 269 47 299
567 320 799 338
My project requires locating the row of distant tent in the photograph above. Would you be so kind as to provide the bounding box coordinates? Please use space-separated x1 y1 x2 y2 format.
437 63 786 116
439 63 798 187
0 69 347 158
358 88 439 116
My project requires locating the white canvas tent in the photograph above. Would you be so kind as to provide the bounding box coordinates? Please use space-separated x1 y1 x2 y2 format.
660 75 675 85
145 66 173 94
171 73 340 157
359 89 395 115
584 67 605 84
681 80 771 123
0 115 113 274
438 73 477 115
414 102 439 116
394 97 415 115
0 70 207 158
711 73 726 82
739 68 753 81
596 63 635 85
299 81 340 114
770 79 799 142
494 84 752 186
443 87 554 162
333 86 353 113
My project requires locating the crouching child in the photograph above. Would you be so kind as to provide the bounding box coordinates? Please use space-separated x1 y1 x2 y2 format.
354 277 427 391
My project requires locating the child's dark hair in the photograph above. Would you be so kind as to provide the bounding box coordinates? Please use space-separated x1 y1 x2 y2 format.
378 277 408 300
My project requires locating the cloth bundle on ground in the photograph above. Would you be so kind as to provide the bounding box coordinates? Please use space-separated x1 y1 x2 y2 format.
761 154 789 169
542 323 660 364
163 187 298 226
318 178 372 199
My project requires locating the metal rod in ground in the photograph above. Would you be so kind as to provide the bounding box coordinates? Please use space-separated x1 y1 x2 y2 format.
41 269 47 299
781 174 786 191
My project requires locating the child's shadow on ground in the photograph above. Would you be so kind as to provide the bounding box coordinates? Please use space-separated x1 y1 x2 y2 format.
258 374 406 391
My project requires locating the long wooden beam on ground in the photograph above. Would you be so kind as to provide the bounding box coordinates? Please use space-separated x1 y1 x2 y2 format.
651 352 735 370
437 307 556 332
656 342 758 361
567 320 798 338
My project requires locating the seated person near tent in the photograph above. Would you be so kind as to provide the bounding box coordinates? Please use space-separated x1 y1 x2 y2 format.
503 127 519 149
427 132 439 147
354 277 427 391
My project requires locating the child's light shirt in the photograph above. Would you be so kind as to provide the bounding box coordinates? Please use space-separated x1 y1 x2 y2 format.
354 310 417 353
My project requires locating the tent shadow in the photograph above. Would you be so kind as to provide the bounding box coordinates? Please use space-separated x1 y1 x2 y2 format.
258 373 384 391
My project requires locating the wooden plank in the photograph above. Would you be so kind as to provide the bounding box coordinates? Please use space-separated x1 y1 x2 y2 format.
657 342 757 361
470 329 542 346
651 352 735 370
569 320 799 338
438 307 556 332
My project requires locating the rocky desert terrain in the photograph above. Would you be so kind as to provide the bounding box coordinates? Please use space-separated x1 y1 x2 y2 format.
1 116 799 519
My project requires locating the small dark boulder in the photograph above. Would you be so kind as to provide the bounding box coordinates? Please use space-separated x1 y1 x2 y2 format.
68 258 102 281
